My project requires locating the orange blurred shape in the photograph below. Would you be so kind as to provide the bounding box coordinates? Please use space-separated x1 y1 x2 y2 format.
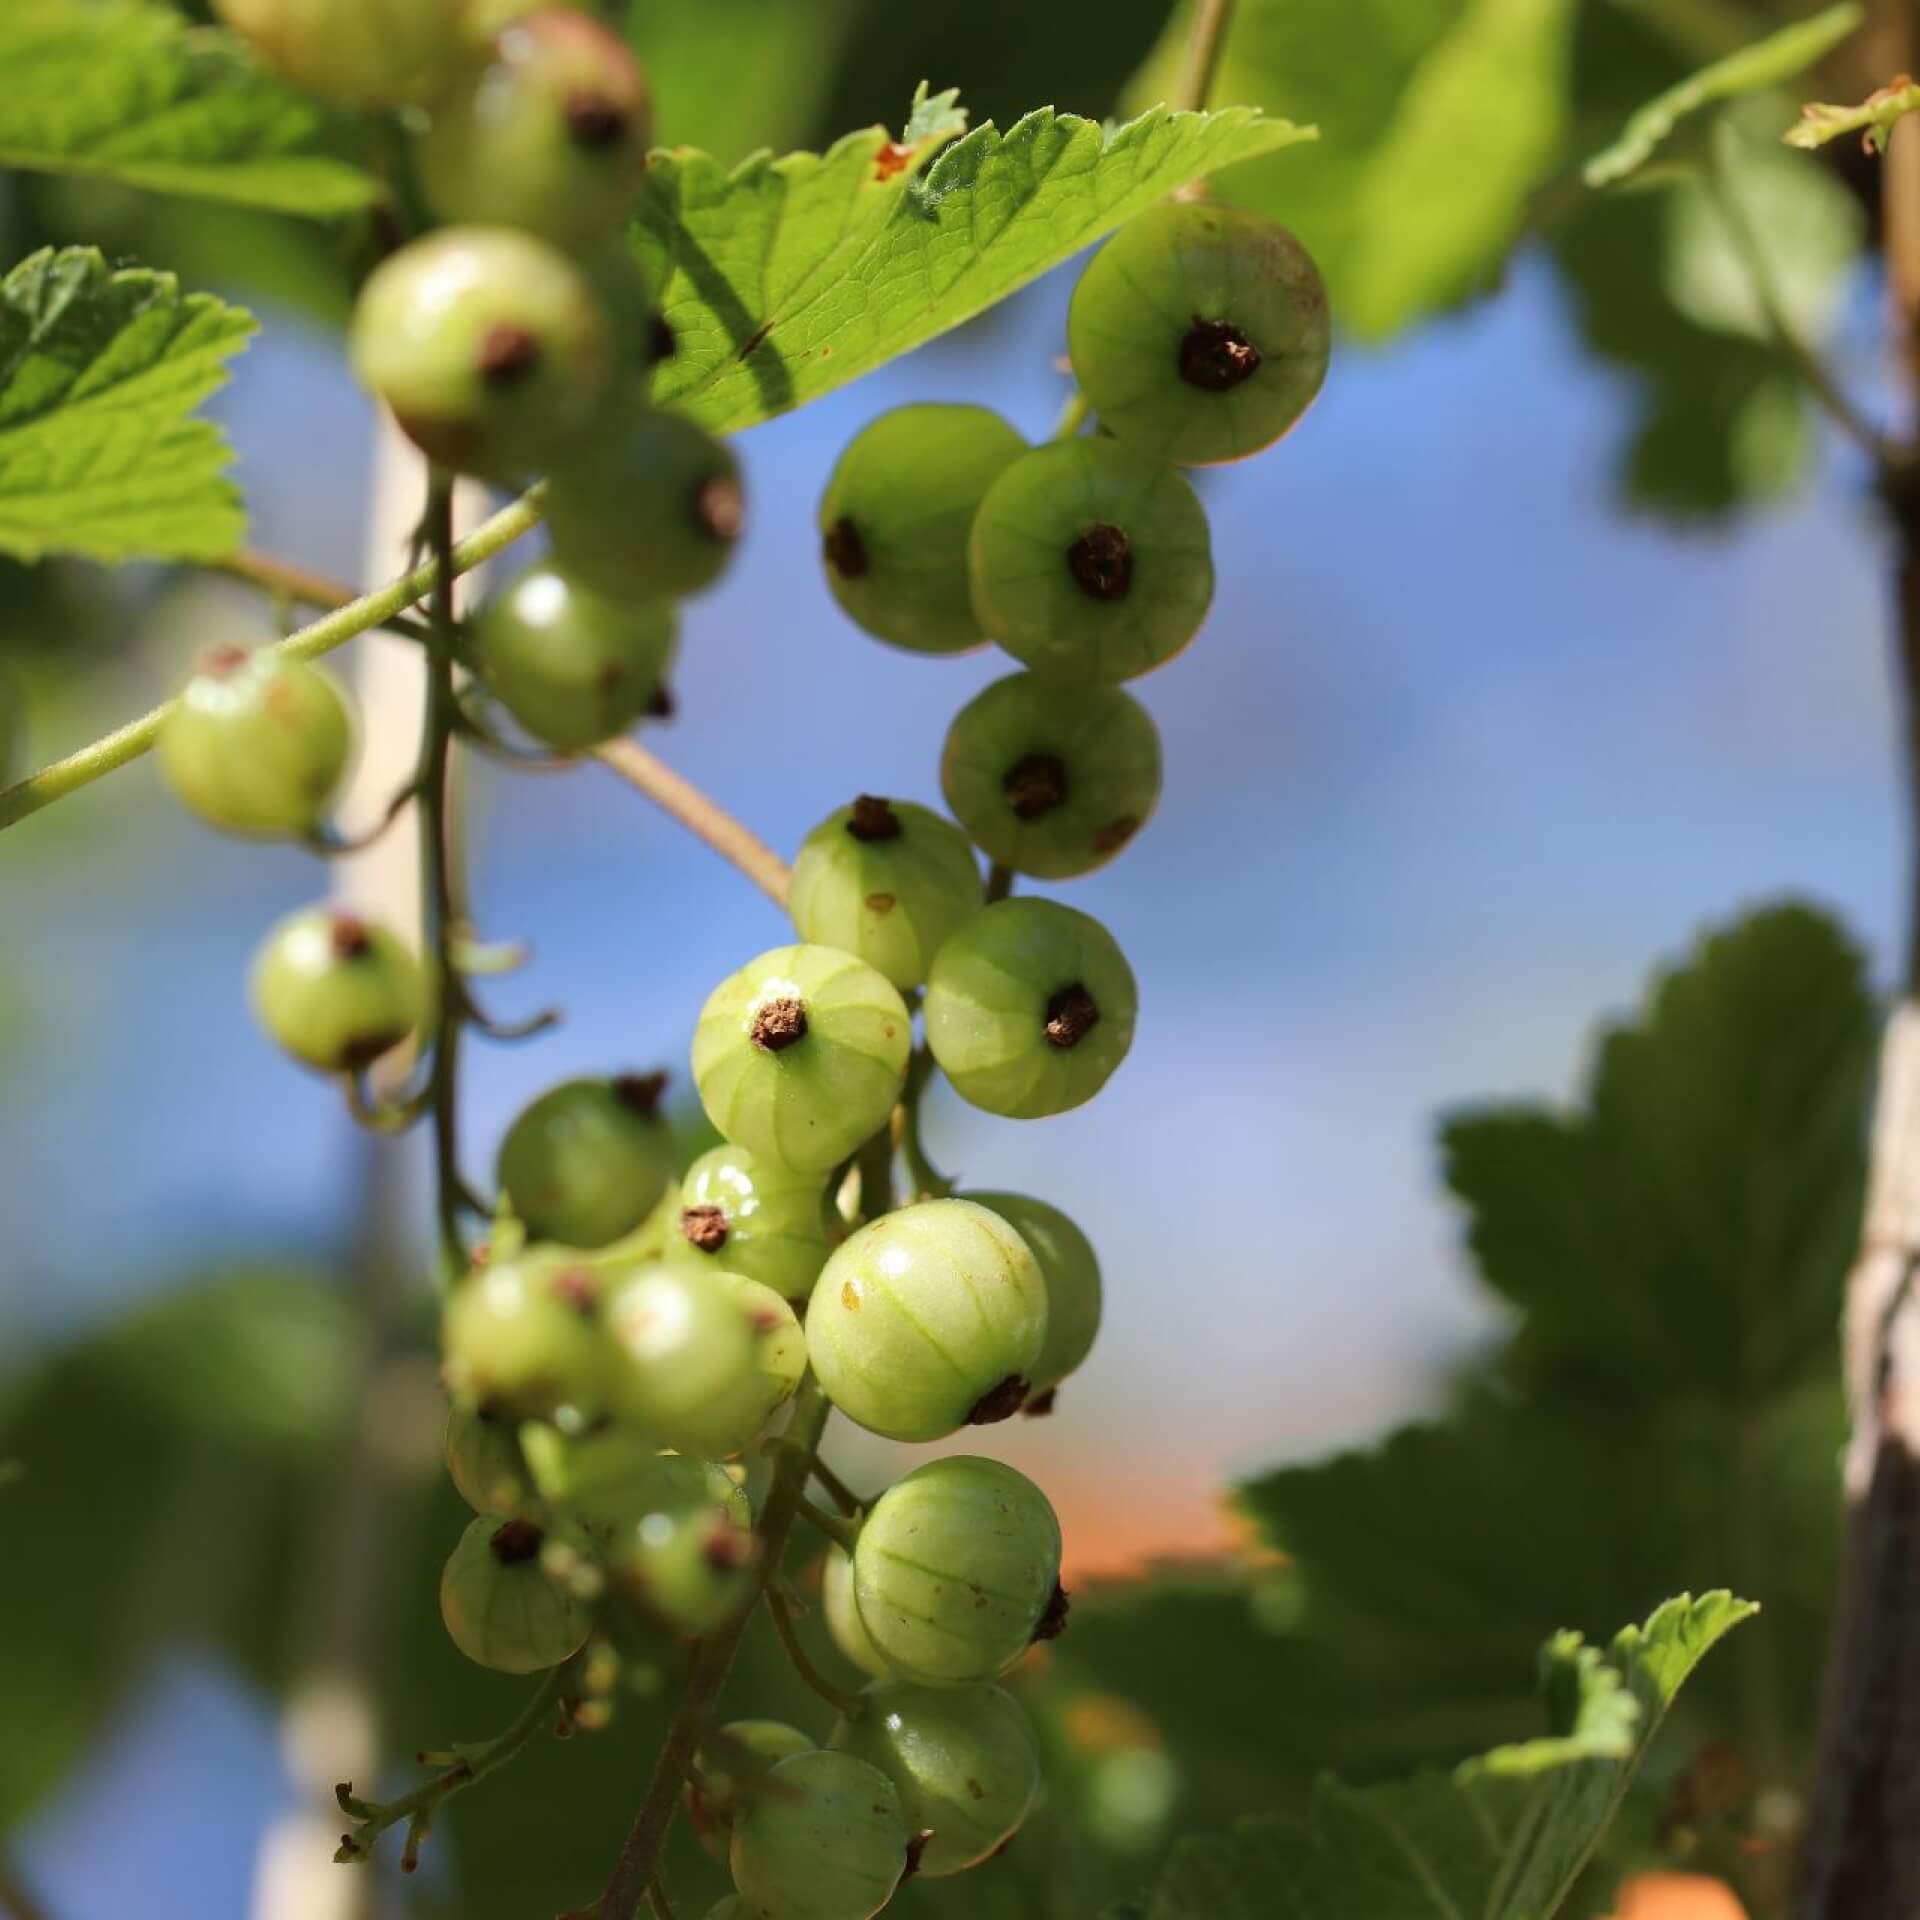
1607 1874 1746 1920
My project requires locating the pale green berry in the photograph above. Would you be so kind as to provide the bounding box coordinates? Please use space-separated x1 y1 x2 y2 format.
963 1192 1101 1404
669 1144 836 1303
601 1262 756 1448
213 0 470 105
851 1457 1063 1687
923 898 1137 1118
440 1515 588 1673
691 945 911 1175
603 1471 757 1635
830 1682 1040 1876
787 796 984 992
519 1423 747 1551
729 1750 908 1920
158 647 355 838
822 1544 892 1680
806 1200 1047 1442
249 907 424 1074
496 1072 677 1248
441 1247 613 1421
666 1277 807 1457
444 1405 534 1517
686 1720 815 1865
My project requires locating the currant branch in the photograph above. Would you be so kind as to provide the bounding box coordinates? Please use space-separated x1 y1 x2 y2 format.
765 1583 863 1717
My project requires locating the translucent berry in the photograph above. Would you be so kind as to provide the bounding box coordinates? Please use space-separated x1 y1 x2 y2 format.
469 561 677 750
668 1144 836 1303
420 9 653 255
806 1199 1046 1442
830 1682 1040 1877
923 898 1137 1118
691 945 911 1174
442 1246 614 1420
602 1262 756 1447
1068 202 1330 467
496 1071 676 1248
213 0 468 105
545 410 744 603
158 647 355 838
787 796 983 992
969 439 1213 683
850 1457 1063 1687
249 907 424 1074
822 1544 893 1680
940 671 1161 880
668 1276 807 1457
349 227 610 481
729 1750 908 1920
686 1720 815 1865
440 1515 588 1673
522 1423 747 1550
817 404 1028 655
445 1405 534 1516
602 1464 757 1634
963 1192 1101 1402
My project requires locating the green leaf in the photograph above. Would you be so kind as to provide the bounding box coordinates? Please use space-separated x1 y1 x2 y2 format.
1118 1596 1756 1920
0 246 255 565
636 89 1314 433
1124 0 1575 340
1582 2 1863 187
0 0 383 217
1785 75 1920 153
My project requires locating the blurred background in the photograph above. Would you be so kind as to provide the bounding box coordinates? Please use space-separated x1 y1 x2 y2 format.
0 0 1903 1915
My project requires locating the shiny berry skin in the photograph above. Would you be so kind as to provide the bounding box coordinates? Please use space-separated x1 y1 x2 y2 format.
691 944 911 1175
496 1072 676 1248
444 1405 533 1517
1068 202 1330 467
602 1262 756 1447
686 1720 815 1865
249 907 423 1074
213 0 468 105
470 561 676 750
962 1191 1101 1400
420 10 653 256
830 1682 1040 1877
440 1515 588 1673
158 647 355 838
923 898 1137 1118
969 439 1213 683
817 404 1027 655
788 796 984 992
668 1144 835 1303
441 1247 614 1420
349 228 611 481
545 410 744 603
603 1466 757 1635
851 1457 1062 1687
728 1750 908 1920
668 1276 807 1456
822 1543 893 1679
940 671 1161 881
806 1200 1046 1442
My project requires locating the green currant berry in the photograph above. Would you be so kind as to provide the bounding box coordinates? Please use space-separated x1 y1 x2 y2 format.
157 647 355 838
940 671 1161 880
420 10 653 256
522 1423 747 1549
667 1276 807 1456
249 907 424 1074
969 439 1213 684
691 945 911 1175
668 1144 835 1303
213 0 468 105
923 898 1137 1119
602 1262 756 1446
729 1750 908 1920
445 1405 534 1516
496 1071 676 1248
851 1457 1063 1687
439 1514 589 1673
349 227 611 481
822 1544 893 1680
818 404 1028 655
686 1720 815 1865
442 1247 613 1420
788 797 984 992
962 1192 1101 1405
545 410 744 602
806 1199 1046 1442
1068 201 1330 467
603 1466 757 1634
830 1682 1039 1877
469 561 676 751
